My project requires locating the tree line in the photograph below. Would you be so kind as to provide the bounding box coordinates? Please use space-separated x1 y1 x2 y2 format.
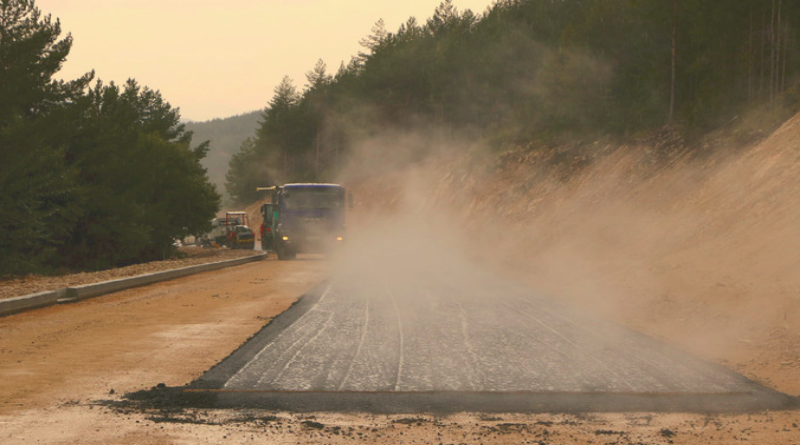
227 0 800 205
0 0 220 275
184 111 261 202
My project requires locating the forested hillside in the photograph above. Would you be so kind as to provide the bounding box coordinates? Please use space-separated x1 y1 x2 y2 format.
0 0 220 275
6 0 800 274
184 111 260 202
227 0 800 204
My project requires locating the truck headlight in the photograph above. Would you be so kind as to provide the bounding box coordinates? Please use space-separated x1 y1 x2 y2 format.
282 236 289 241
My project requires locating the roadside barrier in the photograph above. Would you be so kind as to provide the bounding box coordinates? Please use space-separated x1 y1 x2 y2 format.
0 252 267 317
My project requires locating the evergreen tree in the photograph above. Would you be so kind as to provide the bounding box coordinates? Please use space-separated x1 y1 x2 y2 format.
305 59 332 91
303 60 333 178
59 79 220 268
357 18 389 64
0 0 91 275
254 76 312 182
0 0 91 127
224 0 800 200
225 137 269 205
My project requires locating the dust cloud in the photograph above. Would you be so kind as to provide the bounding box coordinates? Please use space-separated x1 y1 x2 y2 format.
331 114 800 395
332 131 479 294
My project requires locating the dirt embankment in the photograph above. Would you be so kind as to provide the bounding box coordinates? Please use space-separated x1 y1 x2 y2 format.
348 116 800 397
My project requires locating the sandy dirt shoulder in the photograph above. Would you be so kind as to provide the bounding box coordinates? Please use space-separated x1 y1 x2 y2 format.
0 256 327 443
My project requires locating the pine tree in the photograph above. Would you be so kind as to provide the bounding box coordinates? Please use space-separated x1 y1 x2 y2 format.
254 76 306 182
0 0 91 275
0 0 91 126
59 80 220 268
225 137 268 205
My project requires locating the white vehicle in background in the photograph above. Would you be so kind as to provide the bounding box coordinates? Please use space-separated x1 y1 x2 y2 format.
199 211 253 249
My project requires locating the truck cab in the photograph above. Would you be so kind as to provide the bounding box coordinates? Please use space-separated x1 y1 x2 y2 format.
258 183 349 260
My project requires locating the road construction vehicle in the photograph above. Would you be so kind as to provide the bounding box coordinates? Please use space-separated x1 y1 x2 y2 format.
257 183 350 260
200 211 254 249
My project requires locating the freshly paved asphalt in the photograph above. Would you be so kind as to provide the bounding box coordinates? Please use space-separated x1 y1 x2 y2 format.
190 258 794 413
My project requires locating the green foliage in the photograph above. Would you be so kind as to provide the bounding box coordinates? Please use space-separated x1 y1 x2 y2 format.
0 0 92 127
250 76 318 185
0 0 89 275
223 0 800 196
225 137 269 205
0 134 79 274
58 80 221 268
1 0 220 275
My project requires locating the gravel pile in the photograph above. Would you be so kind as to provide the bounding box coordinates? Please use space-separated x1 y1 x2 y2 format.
0 247 259 301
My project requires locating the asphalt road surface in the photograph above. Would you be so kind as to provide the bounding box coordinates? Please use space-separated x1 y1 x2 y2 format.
190 257 792 413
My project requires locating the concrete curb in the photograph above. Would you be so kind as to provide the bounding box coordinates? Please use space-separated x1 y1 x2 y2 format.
0 289 68 317
0 252 267 317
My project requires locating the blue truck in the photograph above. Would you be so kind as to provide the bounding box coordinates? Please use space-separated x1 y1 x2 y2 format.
258 183 350 260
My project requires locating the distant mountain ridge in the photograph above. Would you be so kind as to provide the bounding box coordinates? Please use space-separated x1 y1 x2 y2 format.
185 111 262 202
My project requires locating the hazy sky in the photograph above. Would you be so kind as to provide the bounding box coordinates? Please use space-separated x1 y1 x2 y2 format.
36 0 495 122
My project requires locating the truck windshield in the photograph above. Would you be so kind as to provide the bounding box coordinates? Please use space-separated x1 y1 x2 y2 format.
283 188 342 210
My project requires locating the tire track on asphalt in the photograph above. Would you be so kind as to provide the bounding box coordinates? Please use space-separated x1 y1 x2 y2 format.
385 280 405 391
506 291 742 393
338 290 370 390
498 299 637 392
224 282 333 389
263 309 335 387
454 299 481 391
